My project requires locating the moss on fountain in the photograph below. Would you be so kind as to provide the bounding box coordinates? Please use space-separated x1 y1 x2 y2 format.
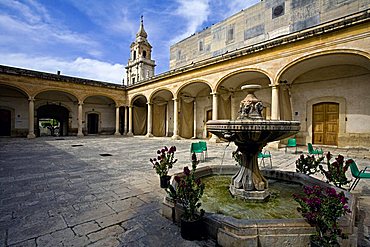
201 175 302 219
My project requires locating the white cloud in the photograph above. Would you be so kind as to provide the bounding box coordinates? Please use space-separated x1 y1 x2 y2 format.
170 0 210 44
1 53 125 84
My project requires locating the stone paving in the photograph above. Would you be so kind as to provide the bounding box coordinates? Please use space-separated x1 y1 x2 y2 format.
0 136 369 247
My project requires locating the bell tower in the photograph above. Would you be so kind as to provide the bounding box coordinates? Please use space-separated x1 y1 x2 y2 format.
125 16 156 85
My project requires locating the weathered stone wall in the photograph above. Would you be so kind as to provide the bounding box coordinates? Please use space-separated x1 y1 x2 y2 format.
170 0 370 69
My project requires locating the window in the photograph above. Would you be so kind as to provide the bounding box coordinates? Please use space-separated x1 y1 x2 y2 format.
176 50 182 60
226 24 235 43
199 40 204 52
132 77 135 84
133 51 136 60
143 50 147 58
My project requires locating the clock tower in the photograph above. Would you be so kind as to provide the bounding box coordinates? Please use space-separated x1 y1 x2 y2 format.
125 16 156 85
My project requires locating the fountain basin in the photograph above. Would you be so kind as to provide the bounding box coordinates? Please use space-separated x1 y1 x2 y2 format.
162 165 358 247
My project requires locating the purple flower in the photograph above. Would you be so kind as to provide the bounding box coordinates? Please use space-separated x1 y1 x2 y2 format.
157 150 161 154
183 166 190 176
174 176 181 183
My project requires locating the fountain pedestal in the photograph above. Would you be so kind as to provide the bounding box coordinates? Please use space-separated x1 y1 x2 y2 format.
207 84 300 201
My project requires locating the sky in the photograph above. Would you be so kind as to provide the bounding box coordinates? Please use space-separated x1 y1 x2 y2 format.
0 0 260 85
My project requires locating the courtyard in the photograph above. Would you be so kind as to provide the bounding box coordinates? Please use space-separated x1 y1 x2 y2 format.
0 136 369 246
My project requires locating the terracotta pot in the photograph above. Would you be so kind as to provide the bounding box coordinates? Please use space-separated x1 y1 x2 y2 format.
180 217 205 241
160 175 171 188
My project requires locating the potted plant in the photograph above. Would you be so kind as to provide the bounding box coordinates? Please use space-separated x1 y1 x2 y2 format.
150 146 177 188
319 152 352 189
293 185 351 247
166 153 206 240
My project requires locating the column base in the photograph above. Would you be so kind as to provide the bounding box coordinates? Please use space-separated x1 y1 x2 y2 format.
145 133 153 138
171 134 181 140
77 132 84 137
209 134 220 143
27 133 36 139
266 141 280 150
127 132 134 137
114 132 121 136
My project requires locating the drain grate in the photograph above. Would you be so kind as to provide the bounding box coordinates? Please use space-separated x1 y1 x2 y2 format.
99 153 112 156
71 144 84 147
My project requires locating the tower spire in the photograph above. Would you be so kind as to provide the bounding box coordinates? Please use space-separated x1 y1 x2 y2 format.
136 15 147 39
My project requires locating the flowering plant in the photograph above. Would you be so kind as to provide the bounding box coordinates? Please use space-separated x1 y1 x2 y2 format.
150 146 177 177
319 152 352 189
293 185 351 246
167 153 205 221
296 154 324 175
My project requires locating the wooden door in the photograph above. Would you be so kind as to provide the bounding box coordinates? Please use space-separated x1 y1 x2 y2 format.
87 113 99 134
0 109 11 136
206 110 212 138
313 103 339 145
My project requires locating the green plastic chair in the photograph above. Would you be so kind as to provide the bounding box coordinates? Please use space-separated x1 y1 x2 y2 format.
190 142 204 161
285 138 297 154
258 151 272 168
307 143 323 157
199 141 208 159
349 161 370 191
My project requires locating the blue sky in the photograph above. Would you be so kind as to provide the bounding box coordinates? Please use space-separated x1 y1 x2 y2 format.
0 0 260 84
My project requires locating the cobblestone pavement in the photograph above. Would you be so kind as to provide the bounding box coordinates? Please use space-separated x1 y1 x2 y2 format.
0 136 369 247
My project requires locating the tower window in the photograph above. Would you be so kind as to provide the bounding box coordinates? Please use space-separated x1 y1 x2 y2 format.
132 77 135 84
143 50 147 58
133 51 137 60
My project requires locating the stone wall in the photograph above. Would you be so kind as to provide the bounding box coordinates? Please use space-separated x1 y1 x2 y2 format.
170 0 370 69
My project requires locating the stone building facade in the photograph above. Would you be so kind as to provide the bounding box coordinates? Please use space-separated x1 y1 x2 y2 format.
0 0 369 149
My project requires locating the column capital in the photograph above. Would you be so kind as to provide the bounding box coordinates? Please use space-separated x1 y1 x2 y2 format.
28 96 35 101
172 97 179 101
211 92 219 96
78 100 84 105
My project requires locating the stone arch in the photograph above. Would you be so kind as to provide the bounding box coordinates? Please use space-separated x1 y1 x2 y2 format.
83 95 116 135
37 104 70 137
82 94 117 106
177 80 212 139
0 82 30 98
129 93 148 107
215 69 273 121
175 79 211 99
0 84 30 137
215 68 273 92
275 49 370 84
148 87 174 103
131 94 148 135
149 88 174 137
34 88 79 101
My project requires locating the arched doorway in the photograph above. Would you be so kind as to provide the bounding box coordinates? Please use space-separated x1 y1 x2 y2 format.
313 102 339 145
87 113 99 134
0 109 11 136
37 104 69 136
150 89 174 137
132 95 147 135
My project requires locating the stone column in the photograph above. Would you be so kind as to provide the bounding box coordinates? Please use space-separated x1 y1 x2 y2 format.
165 103 169 137
127 106 134 136
77 101 84 137
230 93 237 120
209 92 220 142
193 100 197 138
124 106 128 135
114 106 121 136
146 102 153 137
171 97 180 140
271 85 280 120
27 96 36 138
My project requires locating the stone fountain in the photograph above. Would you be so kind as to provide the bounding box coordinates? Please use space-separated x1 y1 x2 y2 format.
206 84 300 201
162 84 357 246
